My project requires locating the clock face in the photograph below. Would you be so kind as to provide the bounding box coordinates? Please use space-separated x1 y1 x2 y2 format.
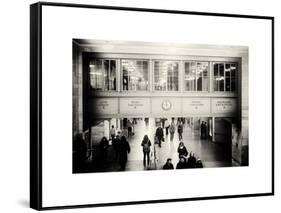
161 100 172 111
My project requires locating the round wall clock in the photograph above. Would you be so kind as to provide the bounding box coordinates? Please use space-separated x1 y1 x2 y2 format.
161 100 172 111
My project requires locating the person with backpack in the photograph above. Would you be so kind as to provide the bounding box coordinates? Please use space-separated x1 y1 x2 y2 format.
141 135 152 167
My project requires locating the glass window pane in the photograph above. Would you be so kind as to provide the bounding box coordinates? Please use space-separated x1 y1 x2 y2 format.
136 61 148 90
110 60 116 90
103 60 109 91
202 62 208 91
122 60 129 90
154 61 165 91
168 62 178 91
89 59 103 90
154 61 178 91
184 62 196 91
213 63 219 91
230 63 236 91
214 63 225 92
219 63 224 91
196 62 208 91
89 59 116 91
196 63 202 91
225 63 231 91
214 62 237 92
122 60 148 91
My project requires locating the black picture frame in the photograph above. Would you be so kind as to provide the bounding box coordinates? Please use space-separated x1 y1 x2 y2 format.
30 1 275 210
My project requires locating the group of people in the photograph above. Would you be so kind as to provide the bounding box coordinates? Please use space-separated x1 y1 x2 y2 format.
140 132 203 170
155 118 184 147
100 125 131 171
163 141 203 170
99 120 204 171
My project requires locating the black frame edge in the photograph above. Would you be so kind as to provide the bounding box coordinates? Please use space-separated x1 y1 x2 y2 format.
37 1 273 20
41 193 273 211
30 2 275 210
30 2 43 210
271 17 275 196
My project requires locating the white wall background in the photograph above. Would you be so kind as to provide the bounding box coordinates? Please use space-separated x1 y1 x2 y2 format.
0 0 279 212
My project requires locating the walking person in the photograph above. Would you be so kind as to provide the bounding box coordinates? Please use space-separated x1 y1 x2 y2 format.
177 122 183 140
164 119 170 136
110 125 116 141
99 136 109 163
182 117 186 127
119 135 130 171
169 119 176 142
200 121 204 139
141 135 151 168
127 119 132 139
155 125 164 148
112 132 121 160
204 121 208 139
144 117 149 127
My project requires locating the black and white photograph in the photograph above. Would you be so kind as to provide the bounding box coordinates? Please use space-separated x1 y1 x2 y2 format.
28 2 274 210
72 39 249 173
1 0 280 212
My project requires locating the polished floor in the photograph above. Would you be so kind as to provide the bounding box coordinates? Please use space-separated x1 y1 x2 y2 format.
75 118 237 173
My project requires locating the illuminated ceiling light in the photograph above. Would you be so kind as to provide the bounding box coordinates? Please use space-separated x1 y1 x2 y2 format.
90 72 102 76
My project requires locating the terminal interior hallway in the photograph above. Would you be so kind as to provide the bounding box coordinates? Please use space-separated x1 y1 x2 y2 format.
83 118 236 173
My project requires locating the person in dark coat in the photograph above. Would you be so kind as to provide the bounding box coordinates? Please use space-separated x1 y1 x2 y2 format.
163 158 174 170
155 126 164 148
204 121 208 139
127 120 133 139
112 132 121 160
73 133 87 171
200 121 204 139
119 135 130 171
176 156 188 169
177 142 188 159
141 135 152 167
99 136 109 163
195 158 203 168
187 152 197 168
144 118 149 127
164 119 170 135
177 122 183 140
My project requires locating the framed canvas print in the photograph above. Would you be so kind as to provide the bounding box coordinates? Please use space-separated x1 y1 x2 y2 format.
30 2 274 210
